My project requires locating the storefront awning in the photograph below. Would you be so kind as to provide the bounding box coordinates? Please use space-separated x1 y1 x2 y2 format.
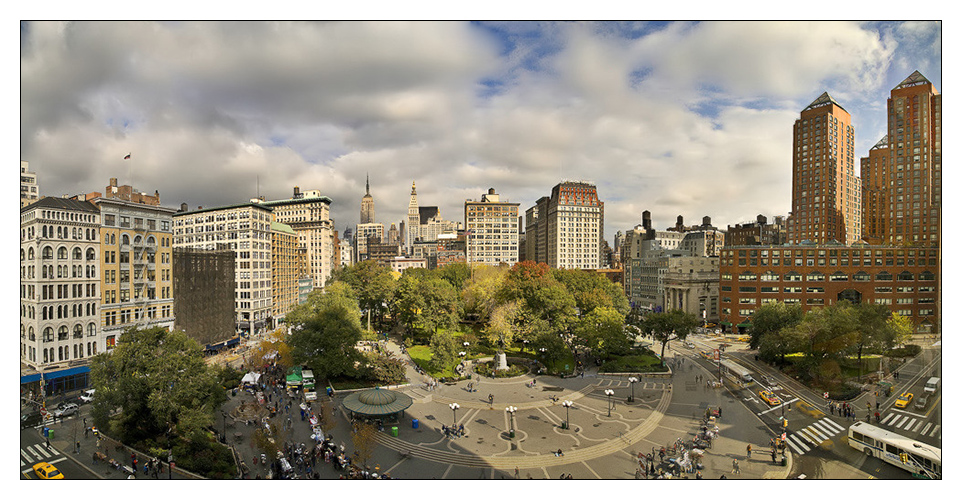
21 365 90 384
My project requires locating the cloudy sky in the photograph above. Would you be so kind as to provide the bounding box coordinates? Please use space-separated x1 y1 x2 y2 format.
20 20 942 242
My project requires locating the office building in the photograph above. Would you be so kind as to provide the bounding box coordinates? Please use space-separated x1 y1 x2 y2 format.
258 187 335 290
95 195 177 346
719 244 938 334
465 188 520 266
20 197 101 394
524 181 604 269
173 202 274 335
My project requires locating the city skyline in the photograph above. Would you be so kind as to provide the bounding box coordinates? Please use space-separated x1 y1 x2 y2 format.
20 21 942 242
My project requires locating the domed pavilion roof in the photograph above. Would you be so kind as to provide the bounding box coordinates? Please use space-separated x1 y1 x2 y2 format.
342 388 413 416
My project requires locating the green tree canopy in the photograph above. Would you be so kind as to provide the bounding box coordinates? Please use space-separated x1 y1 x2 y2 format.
638 309 698 364
287 281 365 380
89 327 226 444
553 268 630 316
329 260 396 330
428 329 460 372
748 301 804 349
574 306 631 360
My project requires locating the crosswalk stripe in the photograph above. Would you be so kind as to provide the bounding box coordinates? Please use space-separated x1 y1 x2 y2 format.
921 423 932 435
912 421 924 433
797 428 822 444
31 445 53 459
785 436 806 454
819 418 846 433
929 425 940 437
903 418 917 430
805 426 829 442
791 434 811 452
894 416 909 428
812 421 839 436
880 413 895 425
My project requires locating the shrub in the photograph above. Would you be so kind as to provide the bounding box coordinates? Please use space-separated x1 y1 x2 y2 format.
474 361 527 378
600 354 664 373
828 384 862 401
886 344 921 358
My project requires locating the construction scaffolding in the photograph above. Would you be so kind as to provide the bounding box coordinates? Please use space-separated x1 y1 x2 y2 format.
172 248 236 347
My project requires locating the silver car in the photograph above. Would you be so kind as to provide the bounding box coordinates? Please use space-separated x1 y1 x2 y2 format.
53 402 79 418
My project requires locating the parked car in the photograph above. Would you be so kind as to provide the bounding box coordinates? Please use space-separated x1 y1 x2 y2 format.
894 392 913 409
79 389 95 404
32 462 64 479
20 412 43 429
52 402 79 418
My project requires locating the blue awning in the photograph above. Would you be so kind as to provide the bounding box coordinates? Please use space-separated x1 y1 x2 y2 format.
21 365 91 384
226 337 240 346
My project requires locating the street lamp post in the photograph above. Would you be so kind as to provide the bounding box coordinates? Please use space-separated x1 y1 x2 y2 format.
449 403 460 427
562 400 573 430
627 377 638 403
605 389 614 417
506 406 517 438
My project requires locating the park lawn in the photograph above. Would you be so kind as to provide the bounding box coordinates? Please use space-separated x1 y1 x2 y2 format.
407 345 457 379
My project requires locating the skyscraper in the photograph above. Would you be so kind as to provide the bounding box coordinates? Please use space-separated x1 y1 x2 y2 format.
360 174 375 224
21 160 39 208
406 181 419 253
788 92 861 245
880 71 940 246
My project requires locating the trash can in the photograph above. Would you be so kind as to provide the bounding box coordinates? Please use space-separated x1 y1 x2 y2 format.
43 427 49 437
391 426 398 437
781 457 787 467
49 429 55 439
412 419 419 429
509 430 515 438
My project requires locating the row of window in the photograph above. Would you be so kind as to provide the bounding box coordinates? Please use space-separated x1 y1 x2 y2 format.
723 270 935 282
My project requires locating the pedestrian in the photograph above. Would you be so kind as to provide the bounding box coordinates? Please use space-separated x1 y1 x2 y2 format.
732 459 740 474
566 473 572 479
718 406 722 418
45 437 51 448
771 449 777 464
746 444 752 459
515 466 520 479
875 411 880 422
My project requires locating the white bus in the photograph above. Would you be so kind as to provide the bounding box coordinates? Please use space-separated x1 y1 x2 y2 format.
847 421 941 478
719 359 753 384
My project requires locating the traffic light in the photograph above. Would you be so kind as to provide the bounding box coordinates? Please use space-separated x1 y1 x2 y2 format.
783 419 789 428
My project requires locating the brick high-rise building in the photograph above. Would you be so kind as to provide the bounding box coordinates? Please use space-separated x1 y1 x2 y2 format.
861 71 941 247
788 92 862 245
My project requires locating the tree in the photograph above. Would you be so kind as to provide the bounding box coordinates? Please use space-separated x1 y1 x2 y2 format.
89 327 226 445
483 300 521 351
758 325 808 365
532 330 568 371
574 306 630 360
748 301 804 350
365 352 407 385
461 264 508 322
249 327 294 371
287 282 365 380
847 302 895 382
553 268 630 316
351 422 378 467
329 260 396 330
393 272 461 338
429 329 459 372
638 309 698 364
438 261 471 292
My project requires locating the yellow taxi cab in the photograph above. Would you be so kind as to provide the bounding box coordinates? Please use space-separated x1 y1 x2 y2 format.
894 392 913 409
758 390 782 406
700 350 712 360
32 462 64 479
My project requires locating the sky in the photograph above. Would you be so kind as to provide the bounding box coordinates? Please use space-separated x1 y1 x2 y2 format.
20 20 942 244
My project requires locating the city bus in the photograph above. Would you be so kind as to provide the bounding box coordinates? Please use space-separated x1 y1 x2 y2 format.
719 359 753 384
847 421 941 478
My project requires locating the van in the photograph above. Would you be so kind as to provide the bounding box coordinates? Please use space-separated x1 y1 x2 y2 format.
923 377 940 394
80 388 96 404
915 394 929 411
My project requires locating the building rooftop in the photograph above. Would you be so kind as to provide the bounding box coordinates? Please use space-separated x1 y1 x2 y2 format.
21 196 99 214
